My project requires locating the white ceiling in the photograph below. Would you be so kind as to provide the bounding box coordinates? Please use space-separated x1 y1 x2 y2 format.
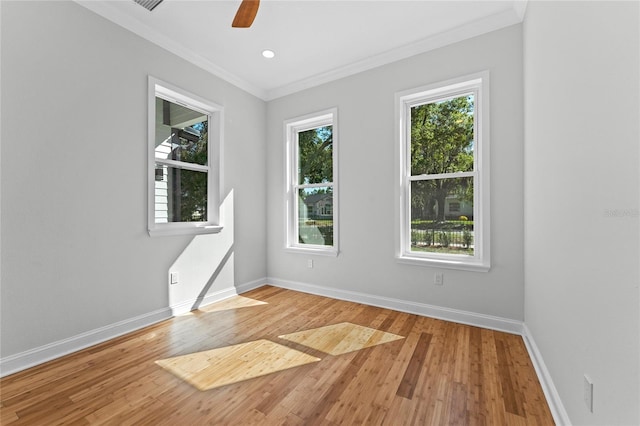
76 0 527 100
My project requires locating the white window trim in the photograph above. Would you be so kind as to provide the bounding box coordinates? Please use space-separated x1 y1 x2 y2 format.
147 76 224 237
284 108 339 256
395 71 490 272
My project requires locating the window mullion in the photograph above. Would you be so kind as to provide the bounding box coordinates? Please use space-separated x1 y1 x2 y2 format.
410 171 476 181
155 158 209 173
295 182 334 190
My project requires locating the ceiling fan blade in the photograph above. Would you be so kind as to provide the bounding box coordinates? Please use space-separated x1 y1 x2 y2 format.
232 0 260 28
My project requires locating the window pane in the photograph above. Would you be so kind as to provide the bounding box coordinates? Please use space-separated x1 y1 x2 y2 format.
154 164 207 223
298 187 333 246
410 177 473 255
410 95 474 176
155 97 208 166
298 126 333 185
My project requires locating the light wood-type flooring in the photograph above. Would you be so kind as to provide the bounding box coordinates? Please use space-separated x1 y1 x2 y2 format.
1 286 555 425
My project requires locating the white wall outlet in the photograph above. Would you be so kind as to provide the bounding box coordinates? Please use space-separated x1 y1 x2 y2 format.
170 272 179 285
434 272 444 286
583 374 594 413
307 259 313 268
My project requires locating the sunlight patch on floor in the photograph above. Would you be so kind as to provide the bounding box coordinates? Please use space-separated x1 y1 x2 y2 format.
198 295 268 313
155 339 320 391
177 295 268 316
279 322 405 356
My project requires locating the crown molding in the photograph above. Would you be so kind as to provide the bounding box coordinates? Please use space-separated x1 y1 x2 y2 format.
513 0 529 21
73 0 268 100
264 5 524 101
74 1 524 102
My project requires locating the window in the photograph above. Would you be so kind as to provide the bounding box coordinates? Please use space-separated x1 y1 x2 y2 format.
285 108 338 255
397 72 490 271
148 77 223 237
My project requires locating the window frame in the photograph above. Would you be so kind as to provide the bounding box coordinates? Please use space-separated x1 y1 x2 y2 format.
396 72 490 272
147 76 223 237
284 108 339 256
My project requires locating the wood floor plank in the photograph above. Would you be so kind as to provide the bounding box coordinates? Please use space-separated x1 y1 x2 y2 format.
495 334 526 417
468 326 488 426
396 331 432 399
0 286 555 425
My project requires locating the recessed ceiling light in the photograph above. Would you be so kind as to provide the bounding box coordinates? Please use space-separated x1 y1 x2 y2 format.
262 50 275 59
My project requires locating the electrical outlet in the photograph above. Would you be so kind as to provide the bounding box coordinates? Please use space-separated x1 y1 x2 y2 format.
170 272 179 285
307 259 313 268
583 374 593 413
434 272 444 286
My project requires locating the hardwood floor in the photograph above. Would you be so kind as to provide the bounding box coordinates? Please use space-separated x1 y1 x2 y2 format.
0 286 555 425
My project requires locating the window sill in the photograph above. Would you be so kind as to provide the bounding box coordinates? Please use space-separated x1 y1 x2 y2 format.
148 225 223 237
284 245 339 257
397 255 490 272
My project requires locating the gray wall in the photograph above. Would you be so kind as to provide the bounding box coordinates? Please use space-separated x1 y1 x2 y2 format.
524 2 639 424
267 25 525 321
3 3 638 424
0 1 267 358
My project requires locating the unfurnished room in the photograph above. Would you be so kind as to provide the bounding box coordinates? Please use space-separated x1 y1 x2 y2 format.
0 1 638 425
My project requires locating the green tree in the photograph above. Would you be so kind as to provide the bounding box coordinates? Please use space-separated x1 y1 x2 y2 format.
410 96 474 221
297 125 334 244
298 126 333 185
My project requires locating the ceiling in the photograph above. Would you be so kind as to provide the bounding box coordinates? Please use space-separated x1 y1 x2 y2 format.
75 0 527 100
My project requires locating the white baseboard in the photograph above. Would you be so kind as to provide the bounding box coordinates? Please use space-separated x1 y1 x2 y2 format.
266 277 524 334
267 277 569 423
522 324 572 426
170 278 267 316
0 307 172 378
0 278 267 378
1 276 569 426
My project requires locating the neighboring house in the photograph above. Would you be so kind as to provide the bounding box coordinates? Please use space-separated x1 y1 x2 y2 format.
154 137 172 224
302 193 333 218
412 196 474 221
444 196 473 219
153 101 205 224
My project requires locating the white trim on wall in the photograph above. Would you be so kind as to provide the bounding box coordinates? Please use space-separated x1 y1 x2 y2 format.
0 276 569 426
72 1 523 102
73 0 267 100
265 8 523 101
0 279 267 378
169 278 266 316
265 277 569 424
522 324 572 426
267 277 522 334
0 307 172 378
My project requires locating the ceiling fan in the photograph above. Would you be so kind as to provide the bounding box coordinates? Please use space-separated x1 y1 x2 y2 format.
232 0 260 28
133 0 260 28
